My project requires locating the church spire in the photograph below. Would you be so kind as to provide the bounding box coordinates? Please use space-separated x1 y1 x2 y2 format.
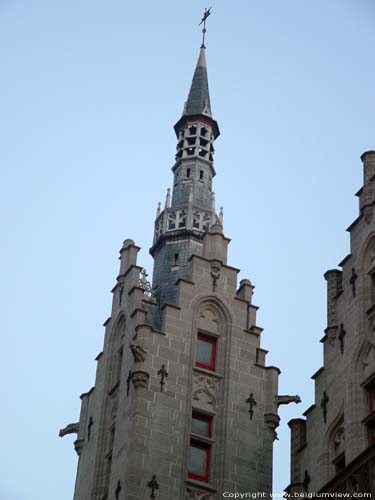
184 47 212 117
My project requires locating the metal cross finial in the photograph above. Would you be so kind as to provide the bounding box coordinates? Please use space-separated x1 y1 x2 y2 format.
115 480 122 500
246 392 257 420
157 364 168 392
87 416 94 441
303 470 311 492
321 391 329 423
199 7 212 49
147 475 159 499
338 323 346 354
350 268 358 298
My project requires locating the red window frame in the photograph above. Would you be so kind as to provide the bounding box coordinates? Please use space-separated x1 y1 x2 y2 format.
368 388 375 413
196 333 217 371
188 440 211 482
369 426 375 445
191 412 212 438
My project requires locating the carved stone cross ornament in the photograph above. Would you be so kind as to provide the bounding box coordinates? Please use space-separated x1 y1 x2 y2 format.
350 268 358 298
210 266 220 292
338 323 346 354
157 365 168 392
246 392 257 420
303 470 311 492
147 475 159 499
321 391 329 423
118 285 124 306
87 416 94 441
115 480 122 500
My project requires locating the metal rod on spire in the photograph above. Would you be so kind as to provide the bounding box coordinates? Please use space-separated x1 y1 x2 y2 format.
199 7 212 49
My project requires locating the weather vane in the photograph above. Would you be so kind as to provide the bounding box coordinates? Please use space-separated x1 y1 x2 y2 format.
199 7 212 49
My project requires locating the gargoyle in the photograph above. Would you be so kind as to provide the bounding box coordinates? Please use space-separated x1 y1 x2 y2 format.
275 395 301 407
59 422 79 438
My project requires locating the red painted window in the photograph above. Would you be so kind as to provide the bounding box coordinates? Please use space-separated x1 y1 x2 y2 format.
196 333 217 371
369 389 375 413
188 441 210 482
369 425 375 445
191 413 212 438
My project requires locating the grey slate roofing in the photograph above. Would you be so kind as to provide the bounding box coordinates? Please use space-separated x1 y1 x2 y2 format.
184 47 212 117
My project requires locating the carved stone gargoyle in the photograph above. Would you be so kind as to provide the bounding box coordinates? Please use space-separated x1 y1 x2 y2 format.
59 422 79 438
275 395 301 407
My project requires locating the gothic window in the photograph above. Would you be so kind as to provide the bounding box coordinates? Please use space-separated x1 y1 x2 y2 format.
198 148 207 158
168 211 177 230
332 426 345 473
178 210 187 228
369 387 375 413
193 211 201 229
191 412 212 438
367 240 375 306
186 168 191 178
189 125 197 135
196 333 217 371
202 214 210 231
187 137 196 146
199 169 204 180
362 378 375 446
200 127 207 137
115 347 123 385
188 441 210 482
188 412 212 483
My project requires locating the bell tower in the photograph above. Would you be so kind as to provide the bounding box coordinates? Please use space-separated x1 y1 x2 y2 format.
151 46 220 310
61 23 282 500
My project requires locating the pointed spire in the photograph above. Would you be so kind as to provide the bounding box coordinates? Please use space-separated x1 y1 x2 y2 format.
184 47 212 117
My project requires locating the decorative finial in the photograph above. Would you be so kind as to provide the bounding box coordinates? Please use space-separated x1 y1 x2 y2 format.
156 202 161 218
165 188 171 208
211 191 215 212
199 7 212 49
219 206 224 223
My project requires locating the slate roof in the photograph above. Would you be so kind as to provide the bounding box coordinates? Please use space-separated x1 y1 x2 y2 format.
184 47 212 117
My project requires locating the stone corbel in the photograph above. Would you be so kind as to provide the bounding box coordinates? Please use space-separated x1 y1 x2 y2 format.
131 370 150 389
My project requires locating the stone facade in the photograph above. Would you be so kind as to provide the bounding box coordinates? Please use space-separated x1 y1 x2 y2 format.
62 45 282 500
286 151 375 496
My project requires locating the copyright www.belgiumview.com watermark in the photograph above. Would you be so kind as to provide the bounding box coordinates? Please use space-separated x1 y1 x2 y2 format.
222 493 372 499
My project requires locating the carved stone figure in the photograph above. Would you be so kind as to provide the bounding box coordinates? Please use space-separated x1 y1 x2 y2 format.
333 426 345 457
198 306 220 333
186 487 214 500
59 422 79 438
129 344 147 363
275 395 301 406
193 375 217 407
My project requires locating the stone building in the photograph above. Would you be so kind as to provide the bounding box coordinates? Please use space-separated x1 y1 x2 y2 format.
60 44 283 499
287 152 375 495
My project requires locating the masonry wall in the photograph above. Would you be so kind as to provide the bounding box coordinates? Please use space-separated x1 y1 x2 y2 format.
71 229 280 500
287 151 375 495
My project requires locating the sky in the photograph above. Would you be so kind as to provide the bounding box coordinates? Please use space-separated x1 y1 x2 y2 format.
1 1 374 499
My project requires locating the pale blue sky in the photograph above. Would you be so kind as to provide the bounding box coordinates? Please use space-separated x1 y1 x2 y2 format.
1 2 374 499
